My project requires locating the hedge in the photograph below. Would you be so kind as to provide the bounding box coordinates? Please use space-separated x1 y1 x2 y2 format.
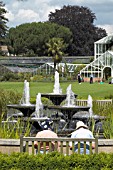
0 152 113 170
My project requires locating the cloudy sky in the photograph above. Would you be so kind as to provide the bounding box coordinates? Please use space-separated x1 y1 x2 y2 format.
3 0 113 35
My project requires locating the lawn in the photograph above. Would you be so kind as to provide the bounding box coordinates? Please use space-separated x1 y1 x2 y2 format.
0 81 113 99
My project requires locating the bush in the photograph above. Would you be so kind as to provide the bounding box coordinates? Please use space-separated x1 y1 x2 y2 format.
0 152 113 170
0 89 21 118
93 103 113 139
0 72 19 81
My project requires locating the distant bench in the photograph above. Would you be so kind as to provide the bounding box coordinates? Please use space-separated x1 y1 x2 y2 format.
20 136 98 155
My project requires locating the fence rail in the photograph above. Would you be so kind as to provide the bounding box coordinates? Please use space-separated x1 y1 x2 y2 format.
75 99 112 106
20 136 98 155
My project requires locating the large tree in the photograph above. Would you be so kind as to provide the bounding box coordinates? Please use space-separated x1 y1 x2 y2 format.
8 22 72 56
49 5 107 56
0 1 8 45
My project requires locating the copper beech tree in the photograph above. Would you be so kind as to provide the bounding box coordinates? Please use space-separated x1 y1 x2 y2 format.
49 5 107 56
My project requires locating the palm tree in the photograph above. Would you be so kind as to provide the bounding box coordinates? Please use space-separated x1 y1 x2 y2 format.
46 37 66 72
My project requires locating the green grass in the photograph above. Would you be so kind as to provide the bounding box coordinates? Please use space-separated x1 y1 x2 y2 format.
0 81 113 99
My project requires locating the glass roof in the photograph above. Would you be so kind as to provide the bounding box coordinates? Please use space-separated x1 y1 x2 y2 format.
80 50 113 77
95 34 113 44
38 63 78 73
1 62 81 73
2 66 37 73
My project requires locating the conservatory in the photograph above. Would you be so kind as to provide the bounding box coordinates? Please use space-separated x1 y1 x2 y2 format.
80 34 113 82
1 62 82 76
35 63 80 75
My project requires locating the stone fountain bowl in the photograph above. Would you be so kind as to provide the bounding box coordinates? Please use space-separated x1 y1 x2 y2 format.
72 111 105 135
73 111 105 120
41 93 78 106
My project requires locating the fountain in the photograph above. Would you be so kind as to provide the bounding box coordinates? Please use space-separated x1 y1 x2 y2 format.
31 93 49 122
53 71 62 94
87 95 93 117
30 93 50 135
64 84 75 106
6 77 105 137
73 111 105 124
41 71 77 105
72 95 105 137
20 80 31 105
35 93 43 118
7 80 35 117
47 84 90 132
47 93 105 137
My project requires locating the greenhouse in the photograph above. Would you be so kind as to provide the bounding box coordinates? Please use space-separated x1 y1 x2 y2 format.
80 34 113 82
0 62 83 76
94 34 113 59
35 63 81 75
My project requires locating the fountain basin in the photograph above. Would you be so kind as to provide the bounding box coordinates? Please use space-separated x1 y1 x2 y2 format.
7 104 48 118
41 93 77 105
73 111 105 120
48 105 90 118
7 104 36 117
47 105 90 128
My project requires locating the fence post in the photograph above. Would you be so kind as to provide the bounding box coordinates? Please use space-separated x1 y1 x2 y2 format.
20 135 24 153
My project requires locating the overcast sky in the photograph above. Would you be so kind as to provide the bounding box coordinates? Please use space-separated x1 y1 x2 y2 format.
3 0 113 35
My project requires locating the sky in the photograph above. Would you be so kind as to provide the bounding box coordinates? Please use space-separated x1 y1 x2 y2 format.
3 0 113 35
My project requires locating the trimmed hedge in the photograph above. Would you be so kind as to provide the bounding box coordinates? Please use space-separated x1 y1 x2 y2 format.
0 152 113 170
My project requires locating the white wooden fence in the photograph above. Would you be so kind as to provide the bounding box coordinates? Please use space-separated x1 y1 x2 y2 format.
75 99 112 106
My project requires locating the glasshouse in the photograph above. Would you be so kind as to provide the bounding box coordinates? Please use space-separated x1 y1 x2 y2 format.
36 63 81 75
80 34 113 82
0 62 83 76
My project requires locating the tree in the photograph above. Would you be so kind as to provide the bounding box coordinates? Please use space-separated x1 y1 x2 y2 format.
7 22 72 56
0 1 8 45
49 5 107 56
46 37 66 71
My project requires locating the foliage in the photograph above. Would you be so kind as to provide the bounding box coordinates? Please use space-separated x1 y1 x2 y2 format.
30 96 53 108
0 1 8 45
7 22 72 56
46 37 66 71
0 72 19 81
49 5 107 56
0 72 33 82
0 115 31 139
93 103 113 139
105 94 113 100
30 74 54 82
0 89 21 118
1 152 113 170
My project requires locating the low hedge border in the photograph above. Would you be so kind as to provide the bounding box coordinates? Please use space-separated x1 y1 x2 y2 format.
0 152 113 170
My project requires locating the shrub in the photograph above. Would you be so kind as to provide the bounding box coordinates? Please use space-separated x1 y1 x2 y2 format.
0 72 19 81
0 152 113 170
93 103 113 139
0 89 21 118
0 115 31 139
30 96 53 106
